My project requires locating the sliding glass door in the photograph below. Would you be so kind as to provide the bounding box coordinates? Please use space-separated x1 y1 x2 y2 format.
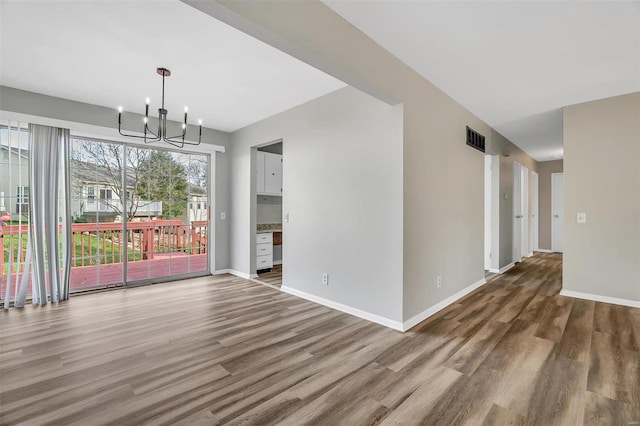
68 137 210 291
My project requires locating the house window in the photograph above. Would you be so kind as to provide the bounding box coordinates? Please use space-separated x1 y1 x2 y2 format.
87 186 95 204
99 189 112 201
16 186 29 204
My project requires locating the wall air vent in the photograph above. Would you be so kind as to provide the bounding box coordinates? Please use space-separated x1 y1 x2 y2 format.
466 126 485 153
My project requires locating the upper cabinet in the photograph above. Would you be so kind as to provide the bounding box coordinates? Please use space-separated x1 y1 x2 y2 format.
257 151 283 196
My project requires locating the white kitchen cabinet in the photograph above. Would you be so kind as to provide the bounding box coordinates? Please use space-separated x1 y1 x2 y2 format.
256 232 273 271
257 151 266 194
256 151 282 196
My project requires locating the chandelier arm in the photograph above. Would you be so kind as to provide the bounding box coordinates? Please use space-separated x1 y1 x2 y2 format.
162 138 184 149
143 123 160 140
117 67 205 149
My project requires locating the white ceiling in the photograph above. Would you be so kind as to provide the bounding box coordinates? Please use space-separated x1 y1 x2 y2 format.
0 0 345 133
325 0 640 161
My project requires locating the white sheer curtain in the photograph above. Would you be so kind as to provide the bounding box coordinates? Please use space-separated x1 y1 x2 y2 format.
5 124 72 308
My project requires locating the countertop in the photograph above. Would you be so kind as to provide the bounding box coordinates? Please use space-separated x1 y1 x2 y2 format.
257 223 282 233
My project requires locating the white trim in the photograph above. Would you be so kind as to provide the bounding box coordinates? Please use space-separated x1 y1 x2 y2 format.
526 252 534 257
218 269 257 280
273 260 283 265
499 262 515 274
281 286 404 331
560 290 640 308
488 269 501 274
535 249 553 253
402 278 487 331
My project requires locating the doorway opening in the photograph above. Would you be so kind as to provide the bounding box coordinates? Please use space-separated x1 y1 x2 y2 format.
252 140 283 288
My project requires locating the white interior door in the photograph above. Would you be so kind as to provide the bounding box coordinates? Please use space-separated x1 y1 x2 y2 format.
552 172 564 252
513 162 522 263
520 165 529 257
484 156 492 270
531 171 539 252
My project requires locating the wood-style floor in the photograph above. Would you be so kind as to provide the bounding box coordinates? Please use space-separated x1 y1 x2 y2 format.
0 253 638 425
256 264 283 289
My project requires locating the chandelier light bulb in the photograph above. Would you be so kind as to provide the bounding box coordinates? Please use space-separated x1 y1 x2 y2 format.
118 106 123 113
184 106 189 113
198 119 202 126
145 97 150 105
182 123 187 129
143 117 148 124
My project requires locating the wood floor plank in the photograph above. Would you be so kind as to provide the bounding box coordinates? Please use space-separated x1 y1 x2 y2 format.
1 252 638 425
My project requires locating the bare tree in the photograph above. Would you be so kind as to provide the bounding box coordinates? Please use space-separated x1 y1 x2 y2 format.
71 140 150 221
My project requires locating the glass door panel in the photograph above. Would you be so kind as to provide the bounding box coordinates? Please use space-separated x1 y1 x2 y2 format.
125 146 209 284
69 138 125 291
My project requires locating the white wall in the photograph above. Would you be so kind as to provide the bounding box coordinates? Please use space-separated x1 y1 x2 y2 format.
230 86 404 323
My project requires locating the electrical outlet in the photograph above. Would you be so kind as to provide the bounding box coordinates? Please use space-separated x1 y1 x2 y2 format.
436 275 442 288
322 273 329 285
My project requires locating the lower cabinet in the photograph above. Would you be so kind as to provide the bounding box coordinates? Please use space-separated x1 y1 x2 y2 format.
256 232 273 271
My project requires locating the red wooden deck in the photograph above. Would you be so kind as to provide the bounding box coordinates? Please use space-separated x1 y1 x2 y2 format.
1 254 208 299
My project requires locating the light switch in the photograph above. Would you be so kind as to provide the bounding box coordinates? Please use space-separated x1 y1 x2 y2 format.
577 212 586 224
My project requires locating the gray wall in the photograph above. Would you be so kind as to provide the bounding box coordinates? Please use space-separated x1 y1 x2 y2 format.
0 85 233 271
537 160 563 251
202 0 539 322
230 86 404 323
563 92 640 302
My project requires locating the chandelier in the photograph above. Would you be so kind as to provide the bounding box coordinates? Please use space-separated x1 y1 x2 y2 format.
117 67 202 148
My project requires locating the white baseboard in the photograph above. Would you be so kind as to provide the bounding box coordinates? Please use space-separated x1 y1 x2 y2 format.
402 278 487 331
273 260 282 266
217 269 256 280
280 286 404 331
559 290 640 308
499 263 515 274
535 249 553 253
526 252 534 257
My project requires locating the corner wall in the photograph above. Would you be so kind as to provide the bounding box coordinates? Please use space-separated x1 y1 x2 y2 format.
200 0 540 326
563 92 640 303
230 87 404 323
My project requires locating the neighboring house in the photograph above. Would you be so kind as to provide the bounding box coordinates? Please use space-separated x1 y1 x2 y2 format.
187 185 208 223
0 144 29 219
70 159 163 223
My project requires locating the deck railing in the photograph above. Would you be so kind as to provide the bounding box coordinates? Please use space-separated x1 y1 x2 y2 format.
0 219 208 277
